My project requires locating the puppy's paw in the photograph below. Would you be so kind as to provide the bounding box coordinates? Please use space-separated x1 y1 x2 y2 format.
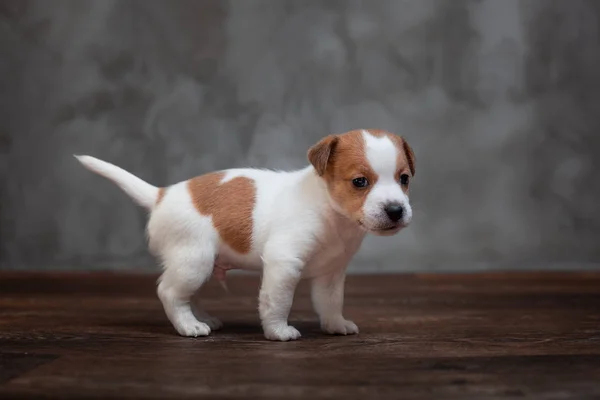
321 318 359 335
175 320 211 337
264 324 302 341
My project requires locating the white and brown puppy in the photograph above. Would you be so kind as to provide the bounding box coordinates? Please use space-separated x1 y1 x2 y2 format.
76 129 415 341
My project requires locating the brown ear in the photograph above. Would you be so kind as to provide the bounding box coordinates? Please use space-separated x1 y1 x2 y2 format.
307 135 338 176
402 139 416 176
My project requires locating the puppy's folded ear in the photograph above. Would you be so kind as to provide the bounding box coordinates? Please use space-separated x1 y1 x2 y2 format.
402 139 416 177
308 135 338 176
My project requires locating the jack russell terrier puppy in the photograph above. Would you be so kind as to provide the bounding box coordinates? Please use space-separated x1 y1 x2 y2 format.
75 128 415 341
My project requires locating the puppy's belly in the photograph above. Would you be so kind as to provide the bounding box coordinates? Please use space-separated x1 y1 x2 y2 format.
212 250 262 287
215 244 263 272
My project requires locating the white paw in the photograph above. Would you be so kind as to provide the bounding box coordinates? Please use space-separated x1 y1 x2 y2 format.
175 320 211 337
264 324 302 341
321 318 359 335
200 316 223 331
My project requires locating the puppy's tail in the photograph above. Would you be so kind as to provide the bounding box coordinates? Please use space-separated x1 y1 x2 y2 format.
74 155 159 210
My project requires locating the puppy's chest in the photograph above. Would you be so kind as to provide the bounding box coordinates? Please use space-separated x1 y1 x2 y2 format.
302 227 365 278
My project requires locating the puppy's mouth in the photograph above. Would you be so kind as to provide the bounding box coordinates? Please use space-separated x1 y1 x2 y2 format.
358 220 404 234
373 225 402 234
378 225 400 232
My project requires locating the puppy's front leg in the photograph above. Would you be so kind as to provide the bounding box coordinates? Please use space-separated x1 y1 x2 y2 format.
259 254 303 341
311 270 359 335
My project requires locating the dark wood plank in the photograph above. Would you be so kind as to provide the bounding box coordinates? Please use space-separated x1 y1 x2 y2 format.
0 353 58 384
0 272 599 399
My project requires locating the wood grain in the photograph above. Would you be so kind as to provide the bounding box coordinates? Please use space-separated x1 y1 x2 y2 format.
0 272 599 399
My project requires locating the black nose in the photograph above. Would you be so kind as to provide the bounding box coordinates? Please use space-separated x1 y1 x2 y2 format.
384 204 404 222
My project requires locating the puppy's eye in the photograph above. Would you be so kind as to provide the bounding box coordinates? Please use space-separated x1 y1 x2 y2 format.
399 174 410 186
352 177 369 188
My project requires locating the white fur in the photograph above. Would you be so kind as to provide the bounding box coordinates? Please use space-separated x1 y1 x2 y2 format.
361 131 413 234
75 155 159 210
75 136 410 341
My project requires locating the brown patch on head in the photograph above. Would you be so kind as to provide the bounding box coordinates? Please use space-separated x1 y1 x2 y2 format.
366 129 415 172
308 129 417 224
402 140 416 176
307 134 338 176
365 129 416 191
187 172 256 254
156 187 166 205
308 130 376 223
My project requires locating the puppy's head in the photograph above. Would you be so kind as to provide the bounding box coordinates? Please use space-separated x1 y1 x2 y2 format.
308 129 415 236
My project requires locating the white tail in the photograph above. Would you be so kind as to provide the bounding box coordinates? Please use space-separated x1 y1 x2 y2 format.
75 155 159 210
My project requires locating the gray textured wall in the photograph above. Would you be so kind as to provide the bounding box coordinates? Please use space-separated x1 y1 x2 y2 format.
2 0 600 272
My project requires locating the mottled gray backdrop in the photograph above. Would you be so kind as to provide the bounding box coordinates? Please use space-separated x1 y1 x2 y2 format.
2 0 600 272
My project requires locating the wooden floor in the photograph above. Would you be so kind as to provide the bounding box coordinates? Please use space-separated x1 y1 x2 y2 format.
0 272 599 399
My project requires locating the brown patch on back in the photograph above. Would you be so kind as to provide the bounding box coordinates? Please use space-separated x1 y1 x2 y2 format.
187 172 256 254
156 187 166 205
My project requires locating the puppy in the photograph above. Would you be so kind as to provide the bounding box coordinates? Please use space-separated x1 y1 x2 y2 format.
76 129 415 341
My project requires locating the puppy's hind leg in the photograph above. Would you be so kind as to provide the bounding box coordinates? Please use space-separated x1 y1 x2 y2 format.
157 246 216 337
